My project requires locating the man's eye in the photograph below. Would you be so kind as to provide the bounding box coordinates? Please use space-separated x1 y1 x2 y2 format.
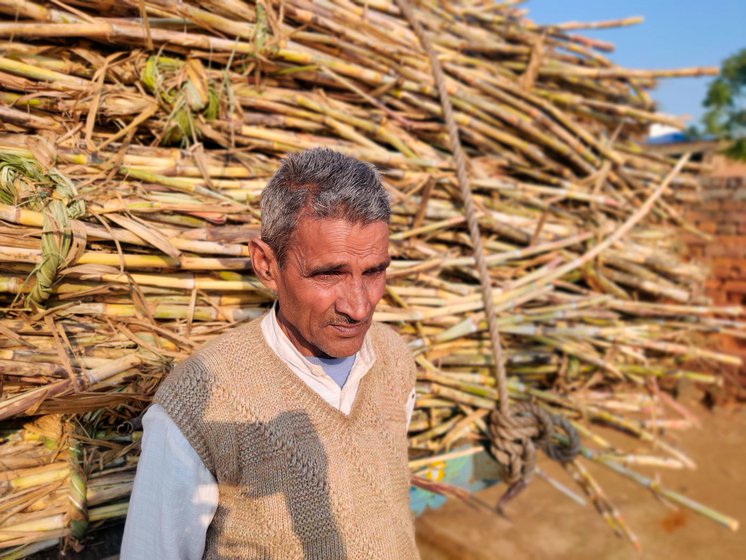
365 268 385 277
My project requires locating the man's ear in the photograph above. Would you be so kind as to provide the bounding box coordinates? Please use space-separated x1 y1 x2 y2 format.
249 238 280 292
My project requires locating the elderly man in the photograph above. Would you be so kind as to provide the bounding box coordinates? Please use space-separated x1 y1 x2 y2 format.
121 148 419 559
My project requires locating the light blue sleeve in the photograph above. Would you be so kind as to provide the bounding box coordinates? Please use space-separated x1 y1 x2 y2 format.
120 404 218 560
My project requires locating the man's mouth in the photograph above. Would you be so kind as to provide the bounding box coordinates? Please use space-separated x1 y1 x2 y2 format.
329 322 366 337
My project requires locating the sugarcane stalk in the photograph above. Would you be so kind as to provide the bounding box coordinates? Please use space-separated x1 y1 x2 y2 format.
586 450 739 532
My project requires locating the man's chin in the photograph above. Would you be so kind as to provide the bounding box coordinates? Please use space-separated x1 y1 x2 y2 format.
321 341 364 359
317 331 367 358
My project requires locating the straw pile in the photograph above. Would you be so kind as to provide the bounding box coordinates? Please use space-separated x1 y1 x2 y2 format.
0 0 741 555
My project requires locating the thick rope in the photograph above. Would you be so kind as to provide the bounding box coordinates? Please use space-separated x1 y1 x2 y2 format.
394 0 580 494
489 401 580 484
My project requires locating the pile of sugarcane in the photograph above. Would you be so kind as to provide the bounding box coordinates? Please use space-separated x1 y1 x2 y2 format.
0 0 742 555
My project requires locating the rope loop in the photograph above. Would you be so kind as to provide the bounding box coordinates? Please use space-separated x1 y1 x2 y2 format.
540 413 581 463
488 401 581 485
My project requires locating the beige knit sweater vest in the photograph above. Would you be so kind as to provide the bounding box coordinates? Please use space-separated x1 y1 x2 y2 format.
155 316 419 560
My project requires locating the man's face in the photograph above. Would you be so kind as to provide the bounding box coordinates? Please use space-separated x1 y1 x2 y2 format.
268 217 390 358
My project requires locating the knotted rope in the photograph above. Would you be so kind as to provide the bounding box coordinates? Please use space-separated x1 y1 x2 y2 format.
394 0 580 503
489 401 580 485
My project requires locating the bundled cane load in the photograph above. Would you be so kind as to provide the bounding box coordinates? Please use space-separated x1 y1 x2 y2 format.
0 0 740 555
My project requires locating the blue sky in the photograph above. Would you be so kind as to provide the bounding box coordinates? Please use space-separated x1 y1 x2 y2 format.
526 0 746 126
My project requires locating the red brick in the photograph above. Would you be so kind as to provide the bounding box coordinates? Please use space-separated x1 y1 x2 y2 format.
710 258 745 279
723 281 746 294
721 337 746 354
717 236 746 249
708 291 729 305
688 247 704 259
710 267 730 279
727 292 744 304
708 235 746 259
702 210 728 218
721 211 746 223
681 232 706 245
717 224 739 235
684 208 708 222
711 257 746 268
724 234 746 244
697 221 718 234
706 244 728 257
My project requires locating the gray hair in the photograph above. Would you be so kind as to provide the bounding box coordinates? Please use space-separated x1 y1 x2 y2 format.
260 148 390 266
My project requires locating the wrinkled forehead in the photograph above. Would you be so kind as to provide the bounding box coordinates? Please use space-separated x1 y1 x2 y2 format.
286 217 390 268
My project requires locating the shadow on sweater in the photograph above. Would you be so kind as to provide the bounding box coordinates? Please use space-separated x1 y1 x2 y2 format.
198 410 346 559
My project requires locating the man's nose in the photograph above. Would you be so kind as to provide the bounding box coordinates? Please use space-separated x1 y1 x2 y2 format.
337 278 371 322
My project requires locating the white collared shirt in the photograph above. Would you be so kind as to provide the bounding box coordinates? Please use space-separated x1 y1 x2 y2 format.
121 309 416 560
262 304 378 413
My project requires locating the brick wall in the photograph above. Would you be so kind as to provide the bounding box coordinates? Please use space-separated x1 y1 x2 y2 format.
685 159 746 376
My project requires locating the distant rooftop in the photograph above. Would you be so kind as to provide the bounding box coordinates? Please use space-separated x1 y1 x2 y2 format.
646 131 690 145
645 122 716 149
